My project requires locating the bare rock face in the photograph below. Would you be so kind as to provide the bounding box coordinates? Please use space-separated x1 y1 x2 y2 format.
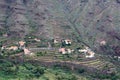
116 0 120 3
0 0 8 29
0 0 120 55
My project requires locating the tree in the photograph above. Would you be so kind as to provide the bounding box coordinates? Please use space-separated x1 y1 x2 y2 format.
78 68 85 74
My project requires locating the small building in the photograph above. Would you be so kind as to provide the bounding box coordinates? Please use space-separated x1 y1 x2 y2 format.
97 39 106 46
100 40 106 46
53 39 59 44
78 46 95 58
53 37 61 44
24 48 33 55
62 39 72 46
7 46 18 51
1 46 6 50
34 38 41 42
59 48 74 54
19 41 25 46
3 33 8 37
118 57 120 61
67 49 71 54
85 46 89 50
67 49 74 54
64 39 72 45
86 50 95 58
59 48 66 54
78 49 88 53
78 46 89 53
18 41 25 49
114 56 120 61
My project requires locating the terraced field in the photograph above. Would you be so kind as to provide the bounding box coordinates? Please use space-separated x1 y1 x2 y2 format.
26 54 115 72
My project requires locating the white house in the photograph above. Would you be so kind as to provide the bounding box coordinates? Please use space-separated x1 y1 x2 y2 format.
78 46 95 58
1 46 6 50
78 49 88 53
100 40 106 46
64 39 72 45
67 49 74 54
34 38 41 42
59 48 74 54
86 51 95 58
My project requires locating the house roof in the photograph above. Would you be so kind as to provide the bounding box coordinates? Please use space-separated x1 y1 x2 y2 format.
86 51 95 58
65 39 71 42
19 41 25 46
7 46 18 50
100 40 106 45
59 48 66 53
24 48 30 54
34 38 41 42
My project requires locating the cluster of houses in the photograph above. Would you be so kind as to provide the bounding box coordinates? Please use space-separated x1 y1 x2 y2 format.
1 41 33 55
54 38 96 58
1 41 26 51
78 46 95 58
0 38 97 58
59 48 74 54
1 37 119 61
34 38 41 42
58 46 96 58
53 39 72 45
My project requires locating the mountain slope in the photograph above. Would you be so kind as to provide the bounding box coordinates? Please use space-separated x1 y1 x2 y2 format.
0 0 120 55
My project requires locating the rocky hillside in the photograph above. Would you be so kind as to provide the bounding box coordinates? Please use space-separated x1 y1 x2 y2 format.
0 0 120 55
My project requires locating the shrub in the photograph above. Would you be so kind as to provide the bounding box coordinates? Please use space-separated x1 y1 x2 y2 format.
55 74 77 80
24 63 35 70
91 71 119 80
78 68 85 74
68 75 78 80
42 76 49 80
24 63 45 78
53 64 61 69
36 52 44 56
1 61 17 75
31 66 45 78
37 43 48 47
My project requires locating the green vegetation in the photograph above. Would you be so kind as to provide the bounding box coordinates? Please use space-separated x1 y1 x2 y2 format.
0 60 45 80
28 19 38 34
37 43 48 48
78 68 86 74
0 36 119 80
0 0 120 79
1 49 23 57
0 29 6 36
91 71 120 80
0 60 90 80
36 52 47 56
